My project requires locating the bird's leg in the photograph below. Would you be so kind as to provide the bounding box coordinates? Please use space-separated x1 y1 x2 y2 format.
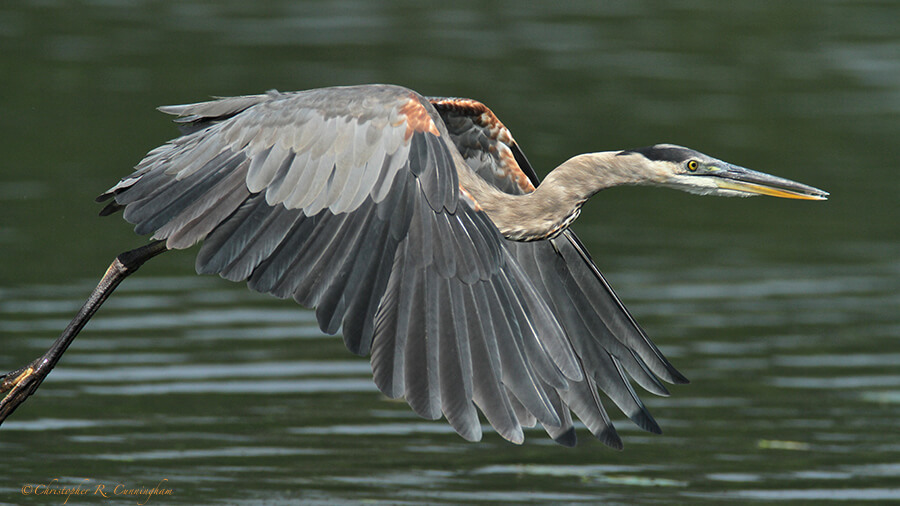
0 239 169 426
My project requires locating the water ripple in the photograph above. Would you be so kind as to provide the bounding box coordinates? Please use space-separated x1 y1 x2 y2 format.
50 360 370 382
82 378 377 395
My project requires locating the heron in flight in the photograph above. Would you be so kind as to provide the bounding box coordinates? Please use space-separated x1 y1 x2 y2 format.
0 84 827 447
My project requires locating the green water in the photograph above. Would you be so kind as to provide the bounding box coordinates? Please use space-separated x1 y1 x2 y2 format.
1 1 897 504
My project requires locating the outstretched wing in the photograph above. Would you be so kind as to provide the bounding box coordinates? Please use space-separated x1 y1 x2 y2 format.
99 84 584 444
430 96 689 446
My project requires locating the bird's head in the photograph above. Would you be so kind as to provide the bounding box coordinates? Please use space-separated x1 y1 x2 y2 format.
618 144 829 200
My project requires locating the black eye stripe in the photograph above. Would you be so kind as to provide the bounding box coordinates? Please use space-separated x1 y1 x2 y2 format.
620 145 697 163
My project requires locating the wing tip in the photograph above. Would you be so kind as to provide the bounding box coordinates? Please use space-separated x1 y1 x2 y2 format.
615 387 663 434
456 422 483 443
553 426 578 447
503 427 525 445
667 366 690 385
597 427 624 451
156 104 194 120
647 380 671 397
631 409 663 435
98 201 123 216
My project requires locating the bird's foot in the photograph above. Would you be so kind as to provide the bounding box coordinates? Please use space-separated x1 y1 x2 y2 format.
0 357 48 424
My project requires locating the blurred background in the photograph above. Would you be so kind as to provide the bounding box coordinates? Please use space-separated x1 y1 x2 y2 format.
0 1 897 504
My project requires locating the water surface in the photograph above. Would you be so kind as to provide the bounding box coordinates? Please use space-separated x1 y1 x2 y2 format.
1 1 897 504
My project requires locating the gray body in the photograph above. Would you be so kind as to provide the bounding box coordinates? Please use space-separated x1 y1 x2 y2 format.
96 84 827 447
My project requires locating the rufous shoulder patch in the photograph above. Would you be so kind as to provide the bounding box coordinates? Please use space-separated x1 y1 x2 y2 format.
398 95 441 140
429 98 514 145
430 97 536 194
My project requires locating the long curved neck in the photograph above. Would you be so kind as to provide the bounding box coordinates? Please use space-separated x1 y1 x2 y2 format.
460 151 659 241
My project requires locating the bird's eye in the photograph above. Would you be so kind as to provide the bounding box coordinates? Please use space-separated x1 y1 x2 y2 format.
687 160 699 172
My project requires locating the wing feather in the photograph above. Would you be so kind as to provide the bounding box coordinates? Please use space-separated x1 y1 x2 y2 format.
246 144 281 193
557 232 687 384
465 283 523 443
266 150 309 204
558 373 622 449
370 241 412 398
539 383 576 446
483 276 560 427
314 208 381 333
341 220 401 355
439 277 481 441
507 390 538 429
404 262 441 419
127 151 243 237
290 211 368 307
164 162 251 249
431 212 457 278
196 193 301 280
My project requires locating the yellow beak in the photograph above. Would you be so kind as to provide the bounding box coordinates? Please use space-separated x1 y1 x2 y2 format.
707 164 829 201
714 179 829 200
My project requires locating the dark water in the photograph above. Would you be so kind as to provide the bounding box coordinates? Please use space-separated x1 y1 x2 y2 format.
1 1 897 504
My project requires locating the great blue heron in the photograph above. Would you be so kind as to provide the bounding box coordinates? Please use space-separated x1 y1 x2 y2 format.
0 84 827 447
